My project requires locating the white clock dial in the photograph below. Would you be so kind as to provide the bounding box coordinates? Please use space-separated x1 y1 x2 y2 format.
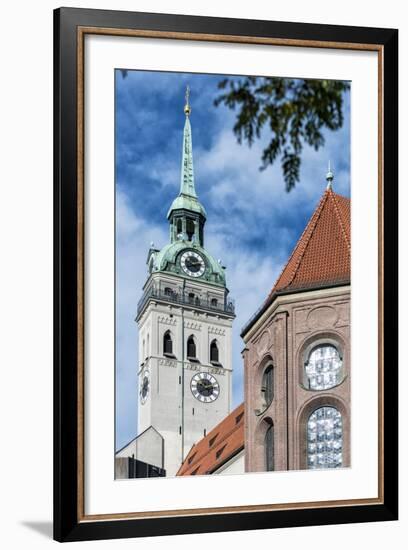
190 372 220 403
139 369 150 405
180 251 205 277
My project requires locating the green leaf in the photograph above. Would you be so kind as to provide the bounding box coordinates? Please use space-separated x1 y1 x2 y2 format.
215 77 349 191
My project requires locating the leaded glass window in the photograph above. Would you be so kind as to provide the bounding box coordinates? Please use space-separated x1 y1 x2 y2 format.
305 344 343 390
307 406 343 469
261 365 274 408
265 422 274 471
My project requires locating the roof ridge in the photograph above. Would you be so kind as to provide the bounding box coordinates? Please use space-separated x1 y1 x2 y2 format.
330 190 351 252
272 190 330 292
241 189 350 337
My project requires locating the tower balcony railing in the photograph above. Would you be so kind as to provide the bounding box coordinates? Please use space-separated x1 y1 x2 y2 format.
137 286 235 317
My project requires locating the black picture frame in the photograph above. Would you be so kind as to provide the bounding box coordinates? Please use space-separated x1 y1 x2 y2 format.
54 7 398 542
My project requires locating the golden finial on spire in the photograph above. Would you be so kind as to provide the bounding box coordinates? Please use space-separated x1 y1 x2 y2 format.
184 85 191 116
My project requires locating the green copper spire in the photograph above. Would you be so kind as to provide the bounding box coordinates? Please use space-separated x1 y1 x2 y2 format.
151 87 228 287
167 87 207 219
180 86 196 197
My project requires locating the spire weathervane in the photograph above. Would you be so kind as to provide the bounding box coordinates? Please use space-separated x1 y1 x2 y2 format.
326 161 334 190
184 85 191 116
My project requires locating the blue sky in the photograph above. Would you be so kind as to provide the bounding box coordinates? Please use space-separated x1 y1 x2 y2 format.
115 69 350 450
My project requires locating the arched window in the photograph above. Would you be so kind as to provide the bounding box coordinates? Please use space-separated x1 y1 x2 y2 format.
265 421 274 471
210 340 219 363
188 292 195 304
210 298 218 308
186 218 195 241
187 335 196 359
163 331 173 356
305 344 343 390
261 364 274 408
164 287 174 297
176 219 183 235
307 406 343 469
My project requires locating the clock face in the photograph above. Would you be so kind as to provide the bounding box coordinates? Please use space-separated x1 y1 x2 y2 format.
180 251 205 277
139 370 150 404
191 372 220 403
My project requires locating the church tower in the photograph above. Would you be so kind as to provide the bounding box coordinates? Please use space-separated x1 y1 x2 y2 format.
135 88 235 476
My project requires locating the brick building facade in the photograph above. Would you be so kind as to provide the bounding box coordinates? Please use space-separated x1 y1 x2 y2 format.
241 182 350 472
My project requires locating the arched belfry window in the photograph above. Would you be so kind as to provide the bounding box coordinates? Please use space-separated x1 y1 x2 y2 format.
265 420 274 471
163 331 173 356
307 406 343 469
176 219 183 238
186 218 195 241
210 340 219 363
304 344 343 390
261 364 274 409
187 335 197 359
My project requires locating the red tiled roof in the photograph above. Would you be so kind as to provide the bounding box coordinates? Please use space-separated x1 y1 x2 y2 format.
176 403 244 476
270 188 350 296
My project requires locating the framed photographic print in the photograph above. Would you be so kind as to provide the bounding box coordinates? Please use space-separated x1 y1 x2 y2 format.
54 7 398 542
